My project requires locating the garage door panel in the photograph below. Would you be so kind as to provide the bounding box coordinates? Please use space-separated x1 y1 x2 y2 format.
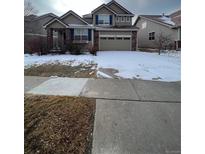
99 37 131 51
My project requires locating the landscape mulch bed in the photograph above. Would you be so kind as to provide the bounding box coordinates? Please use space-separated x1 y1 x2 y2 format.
24 95 96 154
24 64 97 78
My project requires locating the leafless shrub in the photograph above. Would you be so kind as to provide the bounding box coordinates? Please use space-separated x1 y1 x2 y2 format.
24 35 47 55
155 32 173 55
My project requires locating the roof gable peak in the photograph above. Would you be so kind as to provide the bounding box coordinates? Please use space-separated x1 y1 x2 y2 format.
43 18 69 28
106 0 133 15
91 3 117 14
60 10 89 25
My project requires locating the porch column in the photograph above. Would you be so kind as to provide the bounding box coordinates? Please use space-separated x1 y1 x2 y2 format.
47 28 53 51
131 31 137 51
57 30 62 48
91 29 94 46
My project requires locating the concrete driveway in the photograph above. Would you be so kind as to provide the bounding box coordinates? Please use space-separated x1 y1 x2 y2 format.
92 99 180 154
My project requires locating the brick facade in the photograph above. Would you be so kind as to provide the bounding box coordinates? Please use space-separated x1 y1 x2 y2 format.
131 31 137 51
94 30 99 50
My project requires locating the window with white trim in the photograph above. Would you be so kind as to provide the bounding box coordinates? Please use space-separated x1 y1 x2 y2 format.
74 29 88 40
116 16 120 22
98 15 110 25
121 16 125 22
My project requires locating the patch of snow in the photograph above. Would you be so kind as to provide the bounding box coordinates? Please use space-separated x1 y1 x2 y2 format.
159 16 175 26
24 51 181 81
24 54 95 68
97 71 113 79
160 50 181 58
94 51 180 81
50 76 58 78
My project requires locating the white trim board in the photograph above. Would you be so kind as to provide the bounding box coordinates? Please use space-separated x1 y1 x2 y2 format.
99 35 131 38
43 18 69 28
95 28 138 31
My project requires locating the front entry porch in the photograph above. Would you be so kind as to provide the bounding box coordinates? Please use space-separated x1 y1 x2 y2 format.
47 28 71 53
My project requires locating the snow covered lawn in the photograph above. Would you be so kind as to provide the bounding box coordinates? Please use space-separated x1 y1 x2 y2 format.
24 51 180 81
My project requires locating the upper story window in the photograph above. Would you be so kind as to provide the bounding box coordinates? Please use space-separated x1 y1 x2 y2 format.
98 15 110 25
116 16 120 22
74 29 88 40
116 16 131 23
149 32 155 40
126 17 130 22
121 16 125 22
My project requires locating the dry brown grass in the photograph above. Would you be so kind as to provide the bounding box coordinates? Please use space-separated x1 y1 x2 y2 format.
24 95 96 154
24 64 97 78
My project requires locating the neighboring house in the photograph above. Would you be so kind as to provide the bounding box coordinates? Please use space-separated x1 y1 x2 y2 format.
24 13 58 53
24 13 58 36
24 15 38 33
134 10 181 50
43 0 138 52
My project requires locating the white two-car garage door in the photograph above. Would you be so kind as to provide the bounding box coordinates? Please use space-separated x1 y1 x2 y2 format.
99 35 131 51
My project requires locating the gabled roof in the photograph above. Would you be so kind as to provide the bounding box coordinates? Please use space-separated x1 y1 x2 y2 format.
91 4 117 15
134 15 177 28
170 10 181 18
24 14 38 22
60 10 89 25
106 0 134 15
43 18 69 28
33 13 58 21
170 10 181 27
83 13 92 18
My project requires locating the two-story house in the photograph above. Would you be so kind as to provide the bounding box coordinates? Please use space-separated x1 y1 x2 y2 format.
43 0 138 52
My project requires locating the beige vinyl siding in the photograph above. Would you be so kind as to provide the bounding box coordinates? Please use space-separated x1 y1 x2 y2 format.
62 14 86 25
108 3 128 14
83 18 93 24
136 18 178 48
46 20 66 29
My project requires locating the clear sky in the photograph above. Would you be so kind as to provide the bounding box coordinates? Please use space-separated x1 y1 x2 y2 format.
32 0 181 17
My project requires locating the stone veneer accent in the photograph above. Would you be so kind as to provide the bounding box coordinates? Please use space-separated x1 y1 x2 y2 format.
131 31 137 51
94 31 99 50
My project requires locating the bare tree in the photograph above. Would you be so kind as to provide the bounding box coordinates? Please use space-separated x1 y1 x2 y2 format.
155 32 173 55
24 0 38 16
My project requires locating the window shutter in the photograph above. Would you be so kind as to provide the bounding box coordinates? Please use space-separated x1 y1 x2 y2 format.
88 29 92 41
110 15 113 25
70 28 74 40
96 15 98 25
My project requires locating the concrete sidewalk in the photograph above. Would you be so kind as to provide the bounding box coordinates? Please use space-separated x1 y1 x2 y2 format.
25 76 181 154
24 76 50 92
25 76 181 102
